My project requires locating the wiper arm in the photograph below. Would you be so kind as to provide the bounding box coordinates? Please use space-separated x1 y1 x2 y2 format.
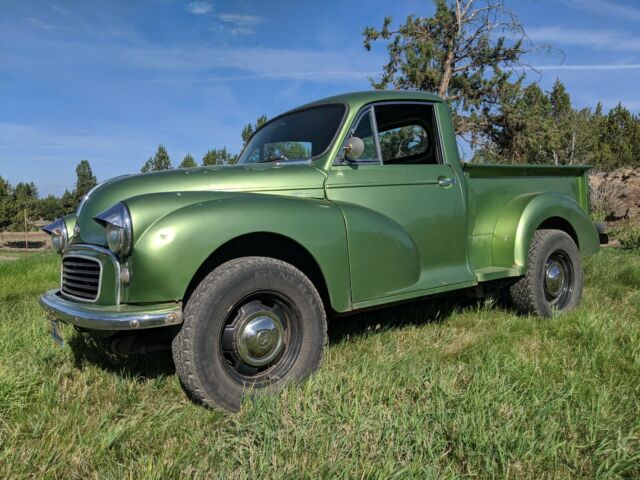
256 157 287 163
257 156 287 163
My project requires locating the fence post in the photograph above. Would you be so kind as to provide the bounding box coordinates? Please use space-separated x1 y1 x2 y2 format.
24 209 28 251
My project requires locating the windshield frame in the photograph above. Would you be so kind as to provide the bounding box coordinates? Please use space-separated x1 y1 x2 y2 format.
237 102 349 165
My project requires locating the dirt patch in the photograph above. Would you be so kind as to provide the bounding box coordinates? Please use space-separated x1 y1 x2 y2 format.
0 255 19 262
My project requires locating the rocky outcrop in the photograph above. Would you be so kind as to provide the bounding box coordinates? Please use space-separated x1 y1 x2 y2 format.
589 168 640 221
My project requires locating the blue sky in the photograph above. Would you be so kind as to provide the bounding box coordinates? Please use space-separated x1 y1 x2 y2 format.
2 0 640 196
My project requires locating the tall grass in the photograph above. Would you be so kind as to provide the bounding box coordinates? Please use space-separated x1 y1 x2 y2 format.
1 250 639 478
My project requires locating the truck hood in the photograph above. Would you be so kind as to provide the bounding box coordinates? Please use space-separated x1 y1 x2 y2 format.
73 163 327 246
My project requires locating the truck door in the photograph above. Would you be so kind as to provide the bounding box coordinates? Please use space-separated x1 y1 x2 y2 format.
325 102 474 305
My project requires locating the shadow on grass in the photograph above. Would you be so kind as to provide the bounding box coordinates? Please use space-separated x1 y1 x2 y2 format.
68 329 176 381
66 293 495 380
328 293 482 344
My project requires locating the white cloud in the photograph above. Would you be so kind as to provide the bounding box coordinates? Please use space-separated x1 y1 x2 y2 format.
23 17 58 30
119 44 381 82
562 0 640 21
528 25 640 52
532 63 640 71
186 0 214 15
47 2 69 16
215 13 265 34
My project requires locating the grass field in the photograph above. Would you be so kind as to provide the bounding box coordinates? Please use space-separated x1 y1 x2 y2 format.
1 250 639 478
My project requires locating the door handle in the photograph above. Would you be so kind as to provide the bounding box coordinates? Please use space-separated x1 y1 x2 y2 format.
438 177 457 187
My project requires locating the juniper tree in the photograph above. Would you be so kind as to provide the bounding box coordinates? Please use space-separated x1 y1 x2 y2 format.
363 0 550 146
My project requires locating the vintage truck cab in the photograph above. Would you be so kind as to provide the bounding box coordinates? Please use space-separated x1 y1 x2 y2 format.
40 91 604 410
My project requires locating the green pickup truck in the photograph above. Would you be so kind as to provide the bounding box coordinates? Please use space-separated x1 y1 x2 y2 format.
40 90 606 410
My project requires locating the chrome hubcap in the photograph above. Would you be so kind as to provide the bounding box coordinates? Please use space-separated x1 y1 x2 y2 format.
543 252 573 309
544 262 565 297
220 293 302 385
235 312 285 367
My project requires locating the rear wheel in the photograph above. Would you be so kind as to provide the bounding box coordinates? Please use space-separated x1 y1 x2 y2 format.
509 229 583 317
172 257 326 411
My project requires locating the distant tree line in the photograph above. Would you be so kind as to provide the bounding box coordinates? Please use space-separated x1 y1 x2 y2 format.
0 160 96 231
0 117 266 229
137 116 267 173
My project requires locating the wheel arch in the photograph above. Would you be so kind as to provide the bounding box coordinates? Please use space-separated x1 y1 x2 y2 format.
184 232 334 314
492 192 599 270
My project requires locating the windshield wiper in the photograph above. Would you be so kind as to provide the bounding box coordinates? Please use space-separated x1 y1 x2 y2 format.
256 155 293 163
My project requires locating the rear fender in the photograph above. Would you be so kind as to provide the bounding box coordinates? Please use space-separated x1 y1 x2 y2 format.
492 192 599 270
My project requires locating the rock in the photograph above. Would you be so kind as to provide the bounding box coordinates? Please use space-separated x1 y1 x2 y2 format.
589 167 640 223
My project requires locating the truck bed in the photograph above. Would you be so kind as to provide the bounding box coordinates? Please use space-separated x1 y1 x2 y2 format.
462 163 591 275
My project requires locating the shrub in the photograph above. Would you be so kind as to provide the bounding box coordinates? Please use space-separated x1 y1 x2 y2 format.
589 180 620 223
612 222 640 250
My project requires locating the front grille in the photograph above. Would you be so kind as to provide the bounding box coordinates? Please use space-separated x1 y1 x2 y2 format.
61 255 101 302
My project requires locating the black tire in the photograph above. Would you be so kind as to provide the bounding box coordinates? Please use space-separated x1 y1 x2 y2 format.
509 229 583 317
172 257 327 411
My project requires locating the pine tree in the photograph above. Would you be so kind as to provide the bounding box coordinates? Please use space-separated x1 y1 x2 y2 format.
241 115 268 145
202 147 235 166
74 160 97 204
141 145 173 172
179 153 197 168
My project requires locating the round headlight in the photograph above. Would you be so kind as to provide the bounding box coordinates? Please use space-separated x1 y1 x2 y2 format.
94 202 133 256
106 223 131 255
42 218 68 254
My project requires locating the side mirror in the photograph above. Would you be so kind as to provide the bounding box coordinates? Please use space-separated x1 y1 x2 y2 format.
343 136 365 161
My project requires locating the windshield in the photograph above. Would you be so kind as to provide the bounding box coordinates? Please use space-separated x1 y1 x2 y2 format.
238 104 346 164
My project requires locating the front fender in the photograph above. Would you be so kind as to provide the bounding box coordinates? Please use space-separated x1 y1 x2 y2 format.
123 193 351 312
492 192 599 270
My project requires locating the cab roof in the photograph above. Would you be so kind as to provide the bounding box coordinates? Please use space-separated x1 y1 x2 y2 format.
296 90 444 112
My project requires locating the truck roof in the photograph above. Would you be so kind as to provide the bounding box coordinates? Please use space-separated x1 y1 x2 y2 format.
297 90 444 111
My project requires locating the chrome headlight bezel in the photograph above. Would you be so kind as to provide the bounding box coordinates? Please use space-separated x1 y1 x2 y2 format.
42 218 68 254
94 202 133 257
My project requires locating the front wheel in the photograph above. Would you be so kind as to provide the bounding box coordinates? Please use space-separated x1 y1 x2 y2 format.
172 257 327 411
509 229 583 317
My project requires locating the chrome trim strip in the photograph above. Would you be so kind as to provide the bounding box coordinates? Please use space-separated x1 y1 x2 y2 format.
40 290 183 331
60 254 102 303
370 105 384 165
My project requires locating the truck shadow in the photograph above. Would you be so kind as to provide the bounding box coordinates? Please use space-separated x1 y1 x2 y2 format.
68 331 175 381
328 294 479 344
67 293 503 381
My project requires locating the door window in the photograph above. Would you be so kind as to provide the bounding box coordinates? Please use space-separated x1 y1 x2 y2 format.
346 109 380 163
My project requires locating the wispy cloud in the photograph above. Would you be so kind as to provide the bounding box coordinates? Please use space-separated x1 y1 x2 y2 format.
23 17 58 30
118 44 381 83
186 0 214 15
562 0 640 21
528 26 640 52
532 63 640 71
216 13 265 35
47 2 69 16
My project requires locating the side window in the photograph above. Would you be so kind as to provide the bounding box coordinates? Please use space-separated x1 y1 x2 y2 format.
374 103 441 165
344 109 380 163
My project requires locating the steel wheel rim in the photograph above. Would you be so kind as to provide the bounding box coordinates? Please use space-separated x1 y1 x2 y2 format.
219 291 301 386
543 251 573 310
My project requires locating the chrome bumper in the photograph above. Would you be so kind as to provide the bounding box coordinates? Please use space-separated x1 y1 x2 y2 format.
39 289 183 331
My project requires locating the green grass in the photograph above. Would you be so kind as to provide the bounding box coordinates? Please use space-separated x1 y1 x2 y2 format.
1 250 639 479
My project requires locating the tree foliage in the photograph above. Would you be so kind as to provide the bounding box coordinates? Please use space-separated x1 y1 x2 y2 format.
241 115 268 145
74 160 97 204
363 0 548 145
179 153 197 168
474 79 640 168
141 145 172 173
202 147 237 166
